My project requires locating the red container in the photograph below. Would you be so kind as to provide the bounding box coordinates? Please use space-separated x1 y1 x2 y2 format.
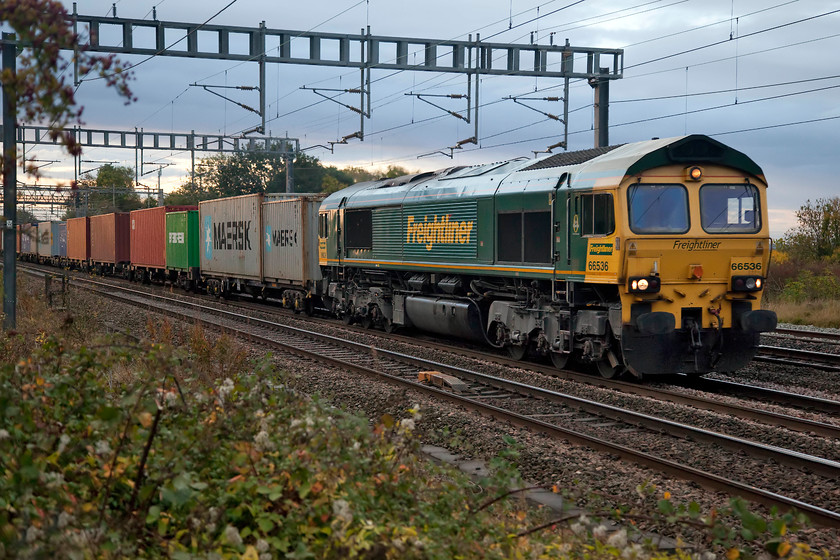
130 206 196 269
90 213 130 264
66 217 91 262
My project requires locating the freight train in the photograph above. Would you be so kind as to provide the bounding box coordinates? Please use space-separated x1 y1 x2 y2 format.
7 134 777 378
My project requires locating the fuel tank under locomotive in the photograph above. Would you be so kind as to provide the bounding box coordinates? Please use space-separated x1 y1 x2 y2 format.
402 296 486 343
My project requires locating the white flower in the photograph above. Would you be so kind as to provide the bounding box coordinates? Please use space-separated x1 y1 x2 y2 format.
607 529 627 549
42 472 65 489
593 524 608 540
570 522 585 536
0 429 10 441
26 526 43 543
57 433 70 454
332 499 352 524
621 543 646 559
253 430 273 451
57 511 74 529
399 418 415 431
224 525 242 547
94 440 112 456
218 378 235 400
206 522 217 534
259 555 272 560
256 539 269 553
164 391 179 407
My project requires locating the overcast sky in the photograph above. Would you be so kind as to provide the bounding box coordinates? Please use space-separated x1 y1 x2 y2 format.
7 0 840 237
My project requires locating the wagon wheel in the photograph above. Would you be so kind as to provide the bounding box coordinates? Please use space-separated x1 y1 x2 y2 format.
550 352 570 370
506 345 527 361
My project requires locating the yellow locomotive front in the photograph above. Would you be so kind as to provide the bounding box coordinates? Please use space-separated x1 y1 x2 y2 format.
613 143 777 376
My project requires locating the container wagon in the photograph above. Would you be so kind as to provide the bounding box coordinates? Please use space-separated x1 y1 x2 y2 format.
199 194 264 298
36 221 66 265
89 213 130 275
19 223 37 262
165 210 201 291
260 197 323 311
66 217 91 268
129 205 196 283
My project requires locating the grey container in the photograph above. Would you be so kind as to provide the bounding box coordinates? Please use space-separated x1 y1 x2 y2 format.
37 221 66 258
37 222 53 257
261 197 322 287
199 194 263 280
55 222 67 258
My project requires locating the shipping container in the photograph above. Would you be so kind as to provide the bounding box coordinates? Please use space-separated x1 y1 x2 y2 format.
130 205 196 270
54 221 67 258
38 222 67 261
19 223 35 256
165 210 200 271
199 194 263 281
16 224 21 253
261 197 322 287
66 217 91 263
90 213 130 265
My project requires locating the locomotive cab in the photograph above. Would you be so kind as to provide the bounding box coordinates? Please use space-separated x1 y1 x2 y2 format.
616 158 777 376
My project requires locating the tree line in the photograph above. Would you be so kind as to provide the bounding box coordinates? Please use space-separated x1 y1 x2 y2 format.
62 150 413 216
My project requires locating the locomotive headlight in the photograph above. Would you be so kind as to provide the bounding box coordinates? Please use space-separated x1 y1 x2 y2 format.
629 276 660 293
745 278 756 290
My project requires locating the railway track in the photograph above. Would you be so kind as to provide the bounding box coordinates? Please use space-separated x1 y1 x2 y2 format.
35 269 840 529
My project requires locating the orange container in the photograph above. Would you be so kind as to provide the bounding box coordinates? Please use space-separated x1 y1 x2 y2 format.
90 213 130 264
66 217 91 262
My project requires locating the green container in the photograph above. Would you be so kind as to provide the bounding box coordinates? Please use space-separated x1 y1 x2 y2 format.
166 210 199 271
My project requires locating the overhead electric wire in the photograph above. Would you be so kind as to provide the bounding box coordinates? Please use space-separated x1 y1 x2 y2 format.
626 8 840 70
612 74 840 103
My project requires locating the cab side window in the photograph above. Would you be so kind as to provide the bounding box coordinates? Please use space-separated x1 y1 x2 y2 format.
344 209 372 249
580 193 615 236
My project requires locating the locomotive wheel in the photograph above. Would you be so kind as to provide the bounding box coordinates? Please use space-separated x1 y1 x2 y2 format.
550 352 570 370
506 345 527 361
383 319 398 334
596 359 622 379
342 302 354 325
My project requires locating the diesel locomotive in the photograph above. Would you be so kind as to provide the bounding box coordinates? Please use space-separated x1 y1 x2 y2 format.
317 134 777 378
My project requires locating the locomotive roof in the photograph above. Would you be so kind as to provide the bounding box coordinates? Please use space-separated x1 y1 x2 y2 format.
321 134 766 210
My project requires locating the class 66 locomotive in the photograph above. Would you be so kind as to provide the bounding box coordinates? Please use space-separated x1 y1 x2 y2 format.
317 134 777 379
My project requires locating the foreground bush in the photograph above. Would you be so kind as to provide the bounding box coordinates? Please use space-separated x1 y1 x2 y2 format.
0 326 830 559
0 335 578 558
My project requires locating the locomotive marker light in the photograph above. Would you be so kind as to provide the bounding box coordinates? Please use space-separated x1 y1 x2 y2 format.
731 276 764 292
685 166 704 182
